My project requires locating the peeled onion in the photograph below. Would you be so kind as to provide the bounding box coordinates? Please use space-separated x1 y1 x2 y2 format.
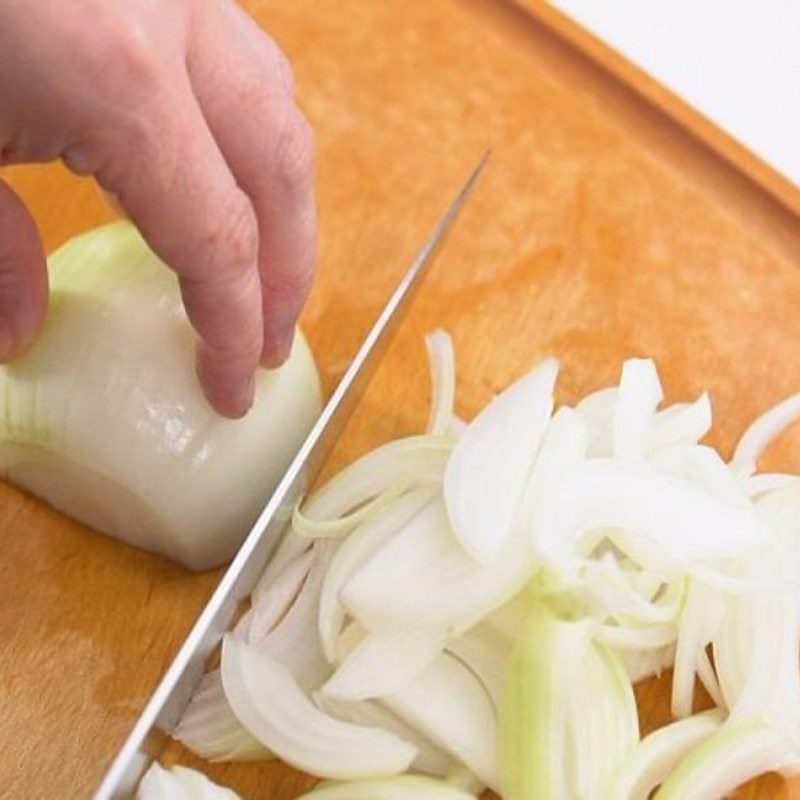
0 222 322 569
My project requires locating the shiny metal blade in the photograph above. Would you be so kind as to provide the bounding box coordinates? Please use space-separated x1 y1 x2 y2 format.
94 151 488 799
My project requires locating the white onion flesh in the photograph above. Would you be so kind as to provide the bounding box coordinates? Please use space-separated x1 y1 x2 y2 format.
248 548 314 646
613 358 663 462
425 329 456 437
169 333 800 798
317 488 436 662
605 709 724 799
5 222 321 569
533 459 769 575
296 775 478 800
299 436 451 524
322 628 446 701
136 762 240 799
174 670 269 762
314 693 461 779
443 358 557 563
384 653 500 791
221 635 416 779
732 391 800 476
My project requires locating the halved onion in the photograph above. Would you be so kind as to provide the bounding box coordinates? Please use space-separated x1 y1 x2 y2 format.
1 221 321 569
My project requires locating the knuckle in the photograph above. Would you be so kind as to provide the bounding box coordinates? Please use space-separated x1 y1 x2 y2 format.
205 192 259 277
273 111 316 193
93 19 162 97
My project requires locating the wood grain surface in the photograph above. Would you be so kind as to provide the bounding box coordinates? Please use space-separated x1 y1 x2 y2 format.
2 1 800 798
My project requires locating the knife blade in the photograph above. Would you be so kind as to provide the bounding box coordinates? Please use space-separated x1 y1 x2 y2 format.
94 151 488 799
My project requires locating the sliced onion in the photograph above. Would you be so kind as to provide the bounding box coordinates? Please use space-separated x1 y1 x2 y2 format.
321 629 446 701
731 391 800 477
248 548 314 645
613 358 663 462
652 444 749 507
605 709 724 799
655 720 791 799
174 669 270 762
566 643 638 798
300 436 451 523
136 762 240 799
499 602 592 800
343 495 533 636
296 775 478 800
292 486 406 539
318 488 436 662
581 556 683 627
443 358 558 562
598 623 677 651
533 460 769 575
649 393 712 452
384 653 499 792
251 529 311 604
425 329 456 437
314 693 460 779
221 635 416 779
721 487 800 745
445 623 510 711
746 472 800 498
521 406 587 521
249 540 337 692
575 386 617 457
671 579 724 718
621 645 676 684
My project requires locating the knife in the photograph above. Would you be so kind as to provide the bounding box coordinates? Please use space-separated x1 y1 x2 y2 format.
94 151 488 799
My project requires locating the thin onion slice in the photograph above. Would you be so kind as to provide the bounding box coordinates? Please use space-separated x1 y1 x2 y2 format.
613 358 663 462
299 436 452 524
321 628 446 701
248 548 314 645
445 623 510 710
136 762 240 799
315 693 460 779
296 775 478 800
567 643 638 798
499 602 592 800
575 386 617 458
443 358 558 563
671 579 724 718
533 459 769 575
318 487 436 662
249 540 337 692
746 472 800 498
174 670 270 762
221 635 416 780
384 653 500 792
731 392 800 477
655 720 791 799
425 329 456 437
604 709 724 800
343 495 533 636
292 485 407 539
649 393 712 452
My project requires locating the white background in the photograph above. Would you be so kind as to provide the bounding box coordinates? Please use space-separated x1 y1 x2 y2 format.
550 0 800 187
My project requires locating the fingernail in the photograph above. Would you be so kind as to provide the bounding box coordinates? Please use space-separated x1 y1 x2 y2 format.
261 327 295 369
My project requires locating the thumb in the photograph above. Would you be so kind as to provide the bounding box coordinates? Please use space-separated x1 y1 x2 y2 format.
0 178 48 360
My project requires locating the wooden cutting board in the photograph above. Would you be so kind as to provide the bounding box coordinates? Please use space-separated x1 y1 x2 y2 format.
2 1 800 797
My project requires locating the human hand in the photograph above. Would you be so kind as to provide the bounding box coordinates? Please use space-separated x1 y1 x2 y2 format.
0 0 316 417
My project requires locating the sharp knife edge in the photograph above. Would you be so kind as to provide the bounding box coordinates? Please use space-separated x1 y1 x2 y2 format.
94 150 488 799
